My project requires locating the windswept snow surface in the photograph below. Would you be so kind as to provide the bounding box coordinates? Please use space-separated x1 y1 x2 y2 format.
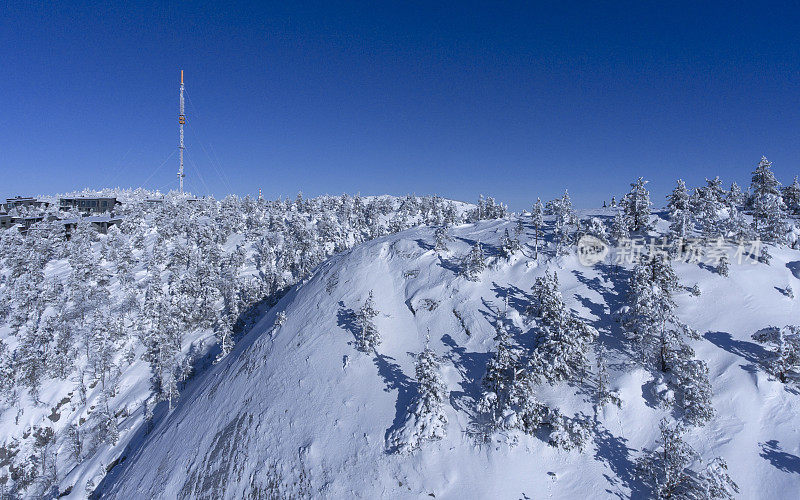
96 212 800 499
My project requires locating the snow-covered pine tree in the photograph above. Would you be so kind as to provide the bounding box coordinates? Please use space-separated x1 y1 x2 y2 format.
667 179 693 243
696 457 740 500
434 225 452 253
627 254 697 372
549 190 577 254
782 176 800 215
726 181 745 208
499 228 520 259
610 208 630 242
528 271 598 384
752 325 800 383
637 418 738 499
636 418 699 499
696 182 724 243
676 358 714 426
716 254 729 277
478 321 523 431
750 156 787 243
388 339 448 453
460 241 486 281
621 177 653 232
355 291 381 352
531 198 544 259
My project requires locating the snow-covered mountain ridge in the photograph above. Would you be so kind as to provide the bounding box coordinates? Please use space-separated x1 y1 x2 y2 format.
98 212 800 499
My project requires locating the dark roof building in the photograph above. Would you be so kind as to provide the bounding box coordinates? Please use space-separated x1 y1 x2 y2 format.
4 196 49 210
59 197 119 214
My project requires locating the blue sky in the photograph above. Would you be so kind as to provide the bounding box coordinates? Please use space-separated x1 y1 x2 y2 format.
2 1 799 209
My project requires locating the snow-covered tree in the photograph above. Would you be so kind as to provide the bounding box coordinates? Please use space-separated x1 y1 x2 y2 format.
610 208 630 242
531 198 544 259
667 180 693 242
637 418 737 499
695 182 724 242
499 228 520 259
434 225 452 253
627 254 697 372
548 190 577 254
528 271 598 383
460 241 486 281
716 254 729 277
750 156 787 242
752 326 800 383
355 291 381 352
389 340 448 453
782 176 800 215
726 181 745 208
479 321 522 430
595 347 621 408
622 177 653 232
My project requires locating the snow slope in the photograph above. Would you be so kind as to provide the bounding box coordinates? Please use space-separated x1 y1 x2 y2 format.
98 214 800 499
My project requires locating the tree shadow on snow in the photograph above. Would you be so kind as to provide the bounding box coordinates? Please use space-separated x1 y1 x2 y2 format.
414 238 435 252
489 282 532 317
785 261 800 280
592 420 648 499
760 440 800 474
436 254 462 276
372 353 415 452
336 301 360 348
703 331 768 375
440 334 492 419
571 266 635 363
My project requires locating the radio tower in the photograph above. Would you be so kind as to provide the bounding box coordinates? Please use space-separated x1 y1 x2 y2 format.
178 70 186 193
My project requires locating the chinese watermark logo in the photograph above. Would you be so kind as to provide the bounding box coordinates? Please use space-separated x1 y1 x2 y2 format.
577 236 764 267
577 235 609 266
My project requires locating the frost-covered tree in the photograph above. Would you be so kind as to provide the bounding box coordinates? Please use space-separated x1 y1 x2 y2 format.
479 321 522 430
610 208 630 242
627 255 714 424
499 228 520 259
434 225 452 253
637 418 737 500
782 176 800 215
460 241 486 281
750 156 787 242
622 177 653 232
355 291 380 352
389 340 448 452
752 326 800 383
528 271 598 383
695 183 724 242
716 254 729 277
667 180 693 242
627 255 697 372
637 418 698 499
531 197 544 259
726 181 745 208
548 190 577 254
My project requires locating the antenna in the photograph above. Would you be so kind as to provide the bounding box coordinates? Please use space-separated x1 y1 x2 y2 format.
178 70 186 193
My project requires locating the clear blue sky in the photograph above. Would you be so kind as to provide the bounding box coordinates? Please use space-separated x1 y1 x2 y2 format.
2 1 799 209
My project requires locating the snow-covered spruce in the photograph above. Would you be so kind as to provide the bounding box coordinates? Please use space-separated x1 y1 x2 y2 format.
752 326 800 383
750 156 788 243
460 240 486 281
527 271 598 384
636 418 739 500
355 290 381 352
388 341 448 453
622 177 653 233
